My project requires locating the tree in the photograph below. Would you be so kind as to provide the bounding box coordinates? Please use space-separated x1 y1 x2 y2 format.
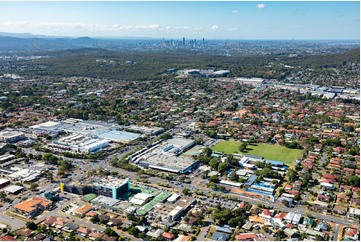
209 157 220 170
286 169 297 183
229 170 239 182
209 175 220 183
103 227 118 237
0 191 6 202
239 142 248 152
217 162 229 173
128 226 140 237
26 221 38 230
203 147 212 157
90 215 99 224
347 175 360 186
182 188 190 195
29 183 39 191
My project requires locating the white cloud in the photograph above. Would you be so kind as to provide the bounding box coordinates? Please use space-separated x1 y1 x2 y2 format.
38 22 107 31
228 28 238 31
256 3 265 9
1 21 29 27
175 26 193 30
232 9 238 14
210 25 219 30
112 24 160 30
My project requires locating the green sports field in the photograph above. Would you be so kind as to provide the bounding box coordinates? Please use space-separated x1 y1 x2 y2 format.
212 140 243 154
212 140 304 167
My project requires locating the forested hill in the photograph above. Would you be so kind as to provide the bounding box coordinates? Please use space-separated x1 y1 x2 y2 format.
18 47 360 81
283 48 360 68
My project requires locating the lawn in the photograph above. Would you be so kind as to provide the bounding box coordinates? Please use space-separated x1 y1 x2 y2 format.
212 141 304 167
211 139 242 154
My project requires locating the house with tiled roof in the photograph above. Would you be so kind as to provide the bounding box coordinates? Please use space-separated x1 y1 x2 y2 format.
162 232 175 240
89 231 103 240
17 229 33 238
1 235 16 241
101 234 118 241
14 196 52 218
333 205 348 215
77 227 92 237
343 228 359 241
42 216 57 227
236 233 265 241
74 204 92 218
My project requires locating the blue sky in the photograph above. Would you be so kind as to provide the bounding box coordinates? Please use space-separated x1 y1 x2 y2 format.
0 1 359 40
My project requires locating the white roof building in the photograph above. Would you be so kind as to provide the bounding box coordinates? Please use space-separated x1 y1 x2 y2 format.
3 185 24 194
130 193 153 206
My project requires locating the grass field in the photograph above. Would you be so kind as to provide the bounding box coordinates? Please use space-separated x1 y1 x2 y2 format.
212 140 304 167
211 139 242 154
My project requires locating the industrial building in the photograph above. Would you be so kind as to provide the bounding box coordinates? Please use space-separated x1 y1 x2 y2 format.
3 185 24 194
49 134 109 154
0 178 10 188
31 118 141 143
130 193 154 206
151 196 196 223
125 125 164 136
130 138 198 173
0 130 26 143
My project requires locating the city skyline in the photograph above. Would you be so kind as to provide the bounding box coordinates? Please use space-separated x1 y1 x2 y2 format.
0 1 359 40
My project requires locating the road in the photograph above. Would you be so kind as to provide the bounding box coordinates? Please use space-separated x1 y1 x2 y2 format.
333 224 340 241
20 139 359 232
0 211 26 230
197 225 210 241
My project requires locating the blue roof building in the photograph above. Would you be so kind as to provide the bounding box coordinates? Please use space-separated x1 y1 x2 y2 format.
211 232 230 241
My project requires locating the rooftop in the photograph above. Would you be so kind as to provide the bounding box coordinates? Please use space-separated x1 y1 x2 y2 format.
14 197 52 213
93 176 129 189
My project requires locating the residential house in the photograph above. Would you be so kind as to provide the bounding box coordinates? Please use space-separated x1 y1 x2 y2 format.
211 232 229 241
89 231 103 241
303 217 314 227
333 205 348 215
337 193 350 204
42 216 57 227
77 227 92 237
348 207 360 219
242 222 253 231
162 232 175 240
146 229 164 239
315 222 329 232
235 233 264 241
17 229 33 238
0 235 16 241
317 194 331 202
343 228 359 241
101 234 118 241
63 223 79 233
33 233 46 241
215 226 233 234
284 228 299 238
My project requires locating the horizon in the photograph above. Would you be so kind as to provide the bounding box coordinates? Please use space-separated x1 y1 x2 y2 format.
0 1 359 40
0 32 360 42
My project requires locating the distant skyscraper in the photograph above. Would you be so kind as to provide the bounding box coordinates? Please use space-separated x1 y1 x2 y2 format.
182 37 185 47
202 38 205 45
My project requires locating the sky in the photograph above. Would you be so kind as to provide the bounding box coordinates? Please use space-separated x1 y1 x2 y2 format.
0 1 359 40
